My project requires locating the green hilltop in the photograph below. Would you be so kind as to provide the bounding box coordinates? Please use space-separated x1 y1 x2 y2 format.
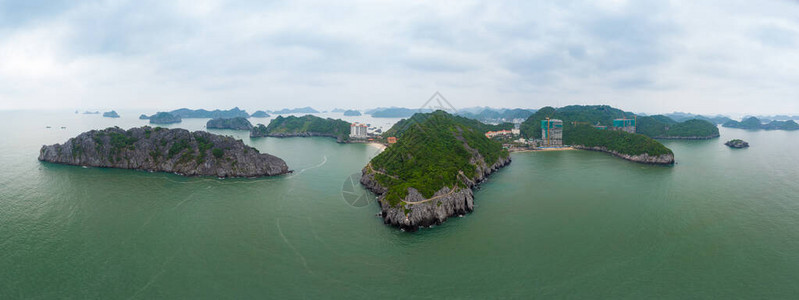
368 111 509 206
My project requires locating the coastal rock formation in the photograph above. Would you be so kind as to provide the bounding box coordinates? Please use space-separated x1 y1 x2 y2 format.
206 117 253 130
725 139 750 148
653 134 720 140
572 145 675 165
149 112 182 124
103 111 120 118
361 156 510 231
359 111 512 231
38 126 289 177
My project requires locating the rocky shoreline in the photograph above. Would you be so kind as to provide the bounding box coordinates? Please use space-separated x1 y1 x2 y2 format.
360 155 511 231
654 134 720 140
266 132 347 143
572 145 675 165
38 126 289 177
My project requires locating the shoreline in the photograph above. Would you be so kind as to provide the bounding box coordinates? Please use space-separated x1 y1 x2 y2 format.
509 146 574 153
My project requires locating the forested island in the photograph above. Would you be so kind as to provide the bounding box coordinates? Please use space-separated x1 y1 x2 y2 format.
520 106 675 164
251 111 270 118
343 110 362 116
360 111 511 231
148 112 182 124
102 111 120 118
723 117 799 130
252 115 351 142
725 139 749 148
206 117 253 130
38 126 289 177
636 117 719 139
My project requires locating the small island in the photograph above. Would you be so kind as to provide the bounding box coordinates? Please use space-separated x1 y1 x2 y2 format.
149 112 182 124
103 111 120 118
255 115 351 142
38 126 289 177
250 124 268 138
343 110 362 116
251 110 270 118
206 117 253 130
139 114 149 120
360 111 511 231
725 139 749 148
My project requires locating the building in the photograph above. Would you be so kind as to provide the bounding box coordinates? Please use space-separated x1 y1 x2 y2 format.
541 118 563 147
485 130 514 138
350 123 368 138
612 118 636 134
511 128 520 136
387 137 397 144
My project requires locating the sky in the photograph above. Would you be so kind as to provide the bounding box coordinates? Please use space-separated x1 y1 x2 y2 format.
1 0 798 116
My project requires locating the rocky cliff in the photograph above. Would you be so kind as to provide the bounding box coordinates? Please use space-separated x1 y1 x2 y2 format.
572 145 675 165
38 126 289 177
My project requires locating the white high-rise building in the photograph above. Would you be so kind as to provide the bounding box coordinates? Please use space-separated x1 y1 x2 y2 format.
350 123 368 138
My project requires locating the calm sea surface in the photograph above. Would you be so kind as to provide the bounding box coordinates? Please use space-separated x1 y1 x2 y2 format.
1 110 798 298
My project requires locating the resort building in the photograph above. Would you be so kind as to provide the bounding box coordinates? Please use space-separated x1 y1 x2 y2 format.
612 118 636 134
541 118 563 147
485 130 514 138
350 123 368 138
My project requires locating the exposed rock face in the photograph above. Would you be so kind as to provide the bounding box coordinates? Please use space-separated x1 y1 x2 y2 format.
572 145 675 165
361 155 511 231
206 117 253 130
725 140 750 148
38 126 289 177
149 112 182 124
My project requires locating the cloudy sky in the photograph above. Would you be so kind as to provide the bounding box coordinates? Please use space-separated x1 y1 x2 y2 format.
1 0 798 115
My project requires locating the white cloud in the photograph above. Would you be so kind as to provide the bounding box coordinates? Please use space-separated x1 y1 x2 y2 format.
0 0 797 115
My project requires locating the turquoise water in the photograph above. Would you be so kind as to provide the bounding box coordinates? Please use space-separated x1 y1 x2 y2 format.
2 111 799 298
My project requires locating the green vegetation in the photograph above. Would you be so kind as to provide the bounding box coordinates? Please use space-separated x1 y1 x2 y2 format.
520 105 633 139
212 148 224 159
250 124 268 138
519 105 673 157
725 117 799 130
168 138 191 158
565 126 673 156
458 108 534 123
637 116 719 138
149 112 182 124
384 113 513 138
369 111 509 206
265 115 351 141
206 117 253 130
